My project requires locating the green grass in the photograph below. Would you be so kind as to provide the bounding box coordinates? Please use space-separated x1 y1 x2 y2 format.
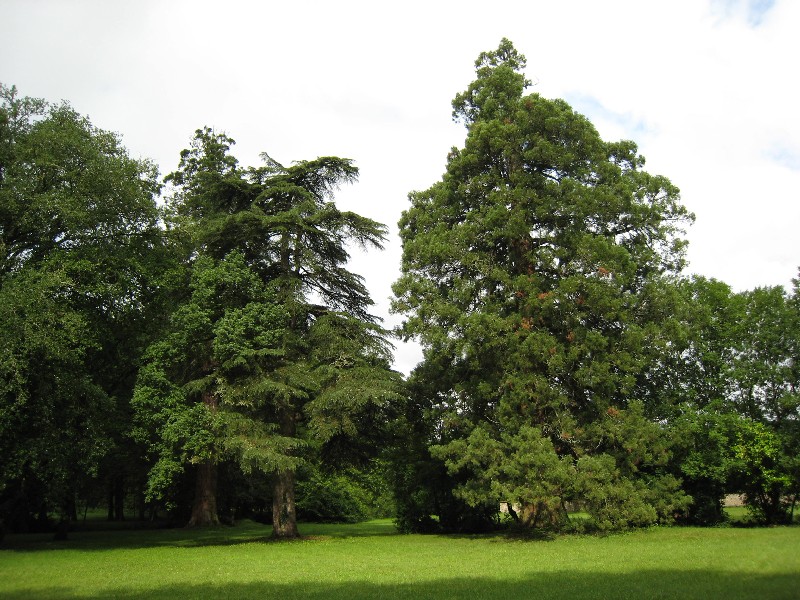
724 505 751 523
1 519 799 599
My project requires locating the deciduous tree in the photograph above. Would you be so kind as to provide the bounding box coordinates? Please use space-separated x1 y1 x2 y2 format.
0 84 166 534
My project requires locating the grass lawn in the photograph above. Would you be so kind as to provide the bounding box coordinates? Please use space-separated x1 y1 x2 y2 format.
1 519 799 599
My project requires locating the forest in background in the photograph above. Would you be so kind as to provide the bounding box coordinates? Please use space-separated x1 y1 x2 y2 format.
1 41 797 540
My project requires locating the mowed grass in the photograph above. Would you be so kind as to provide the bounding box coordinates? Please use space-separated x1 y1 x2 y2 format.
1 519 799 599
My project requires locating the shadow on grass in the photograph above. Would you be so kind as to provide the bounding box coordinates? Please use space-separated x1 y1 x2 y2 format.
0 525 268 552
0 519 398 552
298 519 398 539
3 570 799 600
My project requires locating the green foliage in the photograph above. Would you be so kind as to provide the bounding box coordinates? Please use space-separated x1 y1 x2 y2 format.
666 276 800 524
452 38 530 124
680 277 744 408
574 402 690 529
732 285 799 423
392 41 693 532
670 403 741 524
432 424 573 528
0 83 166 529
295 461 394 523
731 419 794 524
296 470 369 523
131 252 296 502
387 367 500 534
134 127 403 531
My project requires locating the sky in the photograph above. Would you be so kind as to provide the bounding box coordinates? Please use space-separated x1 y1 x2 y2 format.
1 0 798 374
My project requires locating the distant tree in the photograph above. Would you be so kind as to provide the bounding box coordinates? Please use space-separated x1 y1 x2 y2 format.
134 129 402 536
0 84 167 534
660 276 800 524
732 285 799 423
669 402 742 524
635 277 742 417
727 282 799 523
389 363 500 534
392 40 693 531
646 277 744 525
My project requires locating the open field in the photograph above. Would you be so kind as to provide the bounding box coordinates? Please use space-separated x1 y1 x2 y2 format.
1 519 799 599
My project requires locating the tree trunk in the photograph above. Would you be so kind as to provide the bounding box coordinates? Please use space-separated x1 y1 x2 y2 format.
272 406 299 539
136 488 147 521
107 485 114 521
107 474 125 521
272 468 299 539
187 387 220 527
53 519 69 541
187 459 220 526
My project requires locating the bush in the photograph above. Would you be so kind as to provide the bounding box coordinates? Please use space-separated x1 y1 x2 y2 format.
296 463 394 524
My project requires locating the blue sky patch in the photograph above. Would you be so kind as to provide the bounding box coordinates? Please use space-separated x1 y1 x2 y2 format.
564 93 655 138
712 0 776 26
766 143 800 171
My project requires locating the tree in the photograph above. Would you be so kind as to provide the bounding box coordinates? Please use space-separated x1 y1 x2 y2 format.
727 282 800 523
668 402 741 524
388 362 500 534
652 275 800 525
636 277 745 525
392 40 693 530
132 252 287 526
0 84 166 533
732 285 799 423
134 128 402 536
635 276 742 417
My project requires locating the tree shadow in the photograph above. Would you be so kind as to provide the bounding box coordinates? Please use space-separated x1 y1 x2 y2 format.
293 519 399 539
0 521 271 552
0 519 398 552
3 569 798 600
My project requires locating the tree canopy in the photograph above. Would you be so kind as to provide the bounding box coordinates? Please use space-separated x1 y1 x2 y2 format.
1 49 798 538
392 39 696 530
133 128 402 537
0 83 168 532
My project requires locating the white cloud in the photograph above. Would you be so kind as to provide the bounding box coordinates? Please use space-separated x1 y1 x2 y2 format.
2 0 797 374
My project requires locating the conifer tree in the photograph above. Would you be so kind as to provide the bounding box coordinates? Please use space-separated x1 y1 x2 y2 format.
134 129 401 536
392 40 693 530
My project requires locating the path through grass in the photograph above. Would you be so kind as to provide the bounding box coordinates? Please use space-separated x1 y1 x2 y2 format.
1 519 798 599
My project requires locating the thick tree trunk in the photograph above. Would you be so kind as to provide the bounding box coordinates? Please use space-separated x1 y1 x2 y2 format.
107 474 125 521
107 487 114 521
53 519 69 541
272 468 299 539
187 388 220 527
272 406 299 539
187 459 220 526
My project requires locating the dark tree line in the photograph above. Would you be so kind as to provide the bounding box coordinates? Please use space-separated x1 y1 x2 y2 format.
1 42 798 540
0 85 401 539
0 84 169 535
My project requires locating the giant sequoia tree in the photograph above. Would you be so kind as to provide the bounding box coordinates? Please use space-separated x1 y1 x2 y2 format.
133 129 401 537
392 40 694 530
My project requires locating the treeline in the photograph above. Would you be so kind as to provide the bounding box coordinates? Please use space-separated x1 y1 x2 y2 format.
1 40 798 539
0 85 402 539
